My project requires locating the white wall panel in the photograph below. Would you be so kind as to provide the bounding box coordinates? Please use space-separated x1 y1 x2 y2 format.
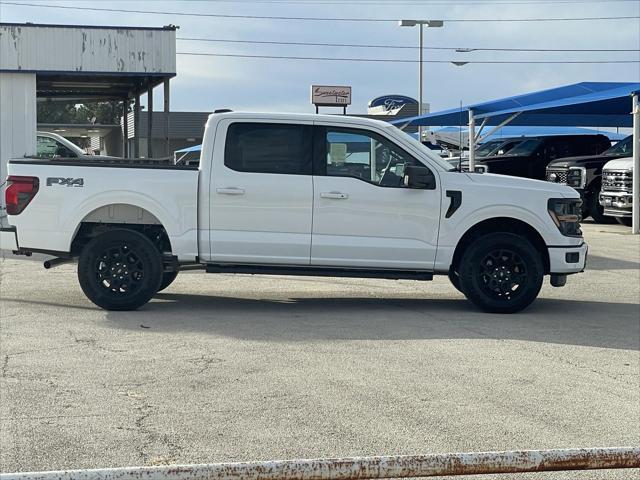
0 72 36 217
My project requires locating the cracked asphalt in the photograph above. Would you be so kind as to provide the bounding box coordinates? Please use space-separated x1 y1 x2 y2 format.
1 221 639 479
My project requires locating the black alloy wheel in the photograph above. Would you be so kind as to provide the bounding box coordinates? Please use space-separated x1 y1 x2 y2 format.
478 248 528 301
96 244 145 296
459 232 544 314
78 229 163 311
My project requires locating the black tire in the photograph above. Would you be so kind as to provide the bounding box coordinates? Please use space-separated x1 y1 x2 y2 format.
588 189 616 224
616 217 633 227
157 270 179 292
448 269 466 295
78 229 163 311
458 232 544 314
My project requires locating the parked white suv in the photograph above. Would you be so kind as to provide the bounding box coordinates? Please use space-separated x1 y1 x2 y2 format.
1 112 587 313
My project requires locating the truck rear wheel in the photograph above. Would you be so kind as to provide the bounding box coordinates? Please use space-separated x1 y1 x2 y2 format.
78 229 163 311
158 270 179 292
458 232 543 314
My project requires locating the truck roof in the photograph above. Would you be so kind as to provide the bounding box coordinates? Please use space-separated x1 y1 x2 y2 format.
205 111 394 130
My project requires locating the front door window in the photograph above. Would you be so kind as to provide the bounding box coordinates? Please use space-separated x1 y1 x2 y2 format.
324 128 424 188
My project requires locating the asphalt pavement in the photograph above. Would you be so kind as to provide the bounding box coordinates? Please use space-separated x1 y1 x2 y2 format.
1 221 638 479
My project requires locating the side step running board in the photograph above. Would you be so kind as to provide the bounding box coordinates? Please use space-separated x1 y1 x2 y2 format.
205 264 433 281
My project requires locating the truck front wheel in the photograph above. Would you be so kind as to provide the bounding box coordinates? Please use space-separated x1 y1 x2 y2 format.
78 229 163 311
616 217 632 227
588 188 615 224
458 232 544 314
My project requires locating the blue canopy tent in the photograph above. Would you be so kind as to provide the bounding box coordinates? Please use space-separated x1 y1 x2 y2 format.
393 82 639 128
392 82 640 232
174 145 202 154
174 144 202 164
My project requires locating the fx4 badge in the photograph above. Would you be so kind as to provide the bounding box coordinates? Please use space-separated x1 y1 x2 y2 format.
46 177 84 187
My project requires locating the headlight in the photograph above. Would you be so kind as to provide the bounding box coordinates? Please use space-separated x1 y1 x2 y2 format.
474 164 489 174
566 167 586 188
548 198 582 237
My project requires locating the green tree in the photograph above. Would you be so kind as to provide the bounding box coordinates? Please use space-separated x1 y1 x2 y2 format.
37 100 131 124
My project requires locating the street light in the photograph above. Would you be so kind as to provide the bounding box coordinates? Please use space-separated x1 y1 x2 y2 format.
399 19 444 141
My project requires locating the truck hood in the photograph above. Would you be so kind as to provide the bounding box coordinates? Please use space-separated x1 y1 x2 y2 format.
547 153 620 168
602 156 634 171
465 172 578 198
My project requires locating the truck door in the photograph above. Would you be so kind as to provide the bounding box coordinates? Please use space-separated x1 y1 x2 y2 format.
209 120 313 265
310 125 440 270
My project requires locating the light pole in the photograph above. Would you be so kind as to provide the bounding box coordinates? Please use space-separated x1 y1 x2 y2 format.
399 19 444 141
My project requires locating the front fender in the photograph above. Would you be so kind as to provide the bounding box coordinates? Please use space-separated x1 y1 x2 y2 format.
434 203 580 273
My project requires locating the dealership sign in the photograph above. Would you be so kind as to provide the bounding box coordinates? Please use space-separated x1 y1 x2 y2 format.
368 95 418 115
311 85 352 106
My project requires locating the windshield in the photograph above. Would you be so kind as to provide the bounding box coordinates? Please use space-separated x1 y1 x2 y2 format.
391 126 459 171
475 140 504 157
604 136 633 156
502 139 542 157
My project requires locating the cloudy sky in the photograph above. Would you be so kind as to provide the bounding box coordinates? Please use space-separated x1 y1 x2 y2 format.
1 0 639 114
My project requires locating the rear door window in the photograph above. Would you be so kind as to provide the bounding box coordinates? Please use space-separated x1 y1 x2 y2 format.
37 136 77 158
224 123 312 175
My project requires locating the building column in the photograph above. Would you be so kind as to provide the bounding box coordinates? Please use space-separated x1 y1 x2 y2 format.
122 97 129 158
468 109 476 172
147 81 154 158
134 93 141 157
164 79 170 157
632 93 639 235
0 73 36 222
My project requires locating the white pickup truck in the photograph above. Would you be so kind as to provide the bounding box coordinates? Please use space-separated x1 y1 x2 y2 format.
1 111 587 313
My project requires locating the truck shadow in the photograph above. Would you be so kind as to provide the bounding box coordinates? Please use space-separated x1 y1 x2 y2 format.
584 254 639 271
98 293 640 351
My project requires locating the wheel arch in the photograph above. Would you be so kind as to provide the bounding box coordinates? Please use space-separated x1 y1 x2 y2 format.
451 217 550 275
69 203 173 256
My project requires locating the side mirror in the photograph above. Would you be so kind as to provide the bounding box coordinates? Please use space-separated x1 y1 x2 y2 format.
403 166 436 190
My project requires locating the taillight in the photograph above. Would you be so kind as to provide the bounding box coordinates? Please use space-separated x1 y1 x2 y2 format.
5 176 39 215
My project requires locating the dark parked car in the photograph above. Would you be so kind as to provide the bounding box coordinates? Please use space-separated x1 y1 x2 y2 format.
468 134 612 181
447 137 524 169
545 135 633 223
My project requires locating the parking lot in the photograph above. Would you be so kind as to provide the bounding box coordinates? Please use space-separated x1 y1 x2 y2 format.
1 221 638 478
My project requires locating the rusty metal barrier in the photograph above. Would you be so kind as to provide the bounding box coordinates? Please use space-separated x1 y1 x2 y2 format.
1 447 638 480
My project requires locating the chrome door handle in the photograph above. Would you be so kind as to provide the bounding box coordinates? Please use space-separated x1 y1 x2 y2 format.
320 192 349 199
216 187 245 195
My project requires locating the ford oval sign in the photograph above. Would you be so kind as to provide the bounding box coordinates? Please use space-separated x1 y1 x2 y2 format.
368 95 418 113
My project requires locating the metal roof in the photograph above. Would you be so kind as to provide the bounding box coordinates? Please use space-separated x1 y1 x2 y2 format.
1 22 176 100
394 82 640 128
0 22 177 31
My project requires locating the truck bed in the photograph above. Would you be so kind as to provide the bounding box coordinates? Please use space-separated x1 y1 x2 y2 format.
6 158 200 261
15 157 198 170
